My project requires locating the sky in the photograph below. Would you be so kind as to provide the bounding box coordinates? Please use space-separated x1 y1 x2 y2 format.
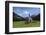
13 7 40 18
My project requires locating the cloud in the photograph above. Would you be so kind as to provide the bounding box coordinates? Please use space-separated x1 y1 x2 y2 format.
13 7 40 17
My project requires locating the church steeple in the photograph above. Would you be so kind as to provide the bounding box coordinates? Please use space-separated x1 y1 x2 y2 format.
29 13 30 18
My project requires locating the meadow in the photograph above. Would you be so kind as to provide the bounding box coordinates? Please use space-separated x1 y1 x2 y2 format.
13 20 40 28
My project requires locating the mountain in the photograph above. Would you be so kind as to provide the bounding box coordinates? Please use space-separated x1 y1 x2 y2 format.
32 14 40 20
13 12 26 21
13 12 40 21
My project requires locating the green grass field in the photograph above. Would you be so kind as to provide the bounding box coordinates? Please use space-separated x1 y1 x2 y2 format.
13 20 40 28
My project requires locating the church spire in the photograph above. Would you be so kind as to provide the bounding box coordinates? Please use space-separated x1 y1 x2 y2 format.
29 13 30 18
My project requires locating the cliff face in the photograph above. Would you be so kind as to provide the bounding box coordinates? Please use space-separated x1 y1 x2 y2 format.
13 12 40 21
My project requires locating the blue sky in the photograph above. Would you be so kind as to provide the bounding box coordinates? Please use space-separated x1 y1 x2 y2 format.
13 7 40 17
